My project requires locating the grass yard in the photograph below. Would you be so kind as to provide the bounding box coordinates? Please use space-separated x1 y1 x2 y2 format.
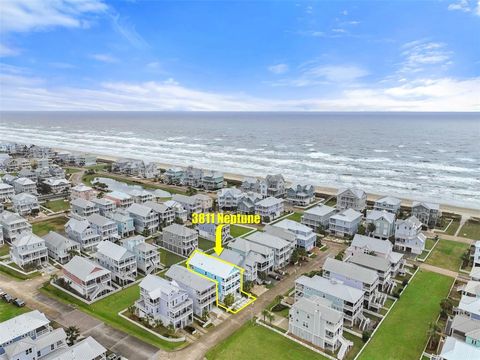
444 218 461 236
64 167 81 175
0 301 31 321
198 237 214 251
358 270 454 360
425 238 437 250
286 212 303 222
458 218 480 240
41 283 184 350
32 217 69 236
425 239 469 271
324 197 336 207
0 264 40 280
0 245 10 257
206 321 328 360
43 199 70 212
158 248 185 267
344 332 364 360
230 224 253 238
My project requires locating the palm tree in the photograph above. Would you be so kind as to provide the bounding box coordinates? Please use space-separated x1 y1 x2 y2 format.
367 222 376 235
261 309 269 322
65 326 80 345
427 321 441 349
440 298 453 318
267 312 274 324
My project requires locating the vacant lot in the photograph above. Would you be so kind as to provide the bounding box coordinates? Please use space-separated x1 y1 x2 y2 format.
44 199 70 212
0 301 30 322
425 239 469 271
0 264 40 280
206 321 327 360
198 237 214 251
0 245 9 257
358 270 453 360
32 217 69 236
41 283 184 350
458 218 480 240
230 224 253 238
286 212 303 222
158 248 185 267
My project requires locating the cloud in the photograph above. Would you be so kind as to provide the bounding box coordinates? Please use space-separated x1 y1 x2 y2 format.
448 0 480 14
268 63 289 74
89 53 118 63
0 43 20 57
109 12 148 49
0 0 107 33
399 40 452 74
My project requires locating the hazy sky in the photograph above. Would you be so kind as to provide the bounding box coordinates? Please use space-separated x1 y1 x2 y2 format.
0 0 479 111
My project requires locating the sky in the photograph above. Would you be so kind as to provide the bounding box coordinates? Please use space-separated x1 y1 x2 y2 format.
0 0 479 111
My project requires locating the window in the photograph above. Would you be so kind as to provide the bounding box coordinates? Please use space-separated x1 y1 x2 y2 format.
51 344 55 350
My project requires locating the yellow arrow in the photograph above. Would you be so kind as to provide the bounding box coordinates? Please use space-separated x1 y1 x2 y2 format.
214 224 225 256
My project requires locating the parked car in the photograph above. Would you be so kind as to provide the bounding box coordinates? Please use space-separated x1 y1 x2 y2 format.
13 298 25 307
3 294 13 302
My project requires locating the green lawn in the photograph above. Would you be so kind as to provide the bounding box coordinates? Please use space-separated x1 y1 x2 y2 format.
344 332 364 360
198 237 214 251
43 199 70 212
0 301 31 321
0 264 40 280
286 212 303 222
358 270 454 360
458 219 480 240
324 197 336 207
230 224 253 238
425 239 469 271
206 321 328 360
425 238 436 250
41 283 184 350
32 217 69 236
158 248 185 267
64 167 81 175
444 218 461 236
0 245 10 257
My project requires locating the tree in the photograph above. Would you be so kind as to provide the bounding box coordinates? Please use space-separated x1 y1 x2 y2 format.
50 274 58 283
201 309 209 321
224 293 235 308
335 250 344 261
267 312 274 324
298 248 307 260
167 323 175 335
461 250 471 268
65 326 80 346
427 321 441 349
367 222 376 235
244 280 254 292
440 298 453 318
290 249 299 264
261 309 269 322
174 217 184 225
362 330 371 343
186 187 197 196
258 271 267 281
357 224 366 235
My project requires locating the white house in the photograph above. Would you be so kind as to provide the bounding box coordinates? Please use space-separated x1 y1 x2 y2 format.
122 235 160 274
237 192 263 214
43 231 79 264
329 208 362 238
62 255 114 301
71 198 99 217
95 240 137 285
217 187 243 210
10 232 48 268
136 274 193 329
171 194 201 217
373 196 401 214
13 177 37 195
365 210 396 240
336 188 367 212
0 211 32 243
193 193 213 212
270 219 317 251
241 177 267 198
104 191 134 209
163 200 188 223
12 193 40 216
64 218 102 252
0 183 14 202
127 203 159 235
87 213 120 242
473 241 480 268
394 216 426 255
129 189 154 204
144 201 175 227
90 197 116 216
43 178 71 194
255 197 284 222
245 231 294 269
301 205 336 232
266 174 286 198
286 183 315 206
70 184 96 201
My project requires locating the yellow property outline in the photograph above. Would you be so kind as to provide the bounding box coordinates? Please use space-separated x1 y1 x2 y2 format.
186 249 257 314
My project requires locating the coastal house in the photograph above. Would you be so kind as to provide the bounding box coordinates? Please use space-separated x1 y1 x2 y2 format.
181 166 203 187
70 184 96 201
90 197 116 216
193 193 213 212
201 170 224 190
127 203 159 235
71 198 99 217
164 200 188 223
12 193 40 216
95 240 137 285
112 158 145 176
255 196 284 222
162 223 198 257
143 162 160 179
144 200 175 227
62 255 114 301
165 264 216 317
13 177 37 195
301 205 336 232
196 219 230 242
121 235 160 274
104 191 134 209
42 231 79 264
0 225 3 245
473 241 480 268
42 178 70 194
241 177 268 198
459 280 480 298
394 216 426 255
70 153 96 167
10 232 48 268
412 201 441 228
0 183 15 202
295 275 366 328
347 253 396 294
448 314 480 347
237 192 263 214
365 210 396 240
323 258 384 310
0 211 32 243
87 213 120 242
373 196 401 214
245 231 294 269
48 164 66 179
289 296 347 354
457 295 480 320
266 174 286 198
286 183 315 206
42 337 107 360
336 188 367 212
65 218 102 252
171 194 201 217
270 219 317 251
105 209 135 238
1 174 17 186
188 251 241 303
18 167 37 182
439 336 480 360
136 274 194 329
129 189 154 204
164 167 184 184
329 208 362 238
217 187 243 210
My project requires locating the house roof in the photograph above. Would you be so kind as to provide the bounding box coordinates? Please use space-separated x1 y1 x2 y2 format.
12 232 44 247
462 280 480 297
12 192 38 203
245 231 291 250
470 267 480 280
63 255 110 282
127 203 153 217
189 251 238 278
144 200 169 213
366 210 395 224
172 194 197 205
292 295 343 323
229 237 273 257
324 257 378 284
451 315 480 338
296 275 364 303
43 231 77 251
412 201 440 210
153 189 171 198
0 183 13 190
128 189 153 197
0 310 50 344
330 208 362 222
106 191 131 200
440 336 480 360
0 210 28 225
65 218 90 233
41 336 106 360
139 274 182 299
304 205 336 217
458 295 480 317
272 219 313 233
351 234 393 255
96 240 134 261
217 187 243 198
337 187 366 199
87 213 114 227
106 210 132 223
43 178 70 186
90 197 115 206
71 198 96 209
163 223 197 237
348 253 391 272
165 264 215 292
14 177 35 186
71 184 93 192
256 196 284 207
375 196 401 206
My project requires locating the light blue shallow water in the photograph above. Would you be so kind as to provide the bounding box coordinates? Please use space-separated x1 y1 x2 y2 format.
0 111 479 209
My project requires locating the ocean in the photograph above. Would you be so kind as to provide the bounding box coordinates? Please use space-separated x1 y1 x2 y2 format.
0 111 479 209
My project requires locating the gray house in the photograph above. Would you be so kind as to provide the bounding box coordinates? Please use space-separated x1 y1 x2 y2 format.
336 188 367 212
365 210 396 240
43 231 79 264
162 223 198 257
266 174 286 198
329 208 362 237
127 203 159 235
301 204 336 232
71 198 99 217
373 196 401 214
411 201 440 228
286 183 315 206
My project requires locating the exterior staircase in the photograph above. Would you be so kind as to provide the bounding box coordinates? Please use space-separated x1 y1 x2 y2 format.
337 336 354 360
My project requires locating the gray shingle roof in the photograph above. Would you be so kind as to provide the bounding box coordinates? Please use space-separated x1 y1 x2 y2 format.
296 275 364 303
165 264 215 292
348 253 390 272
324 258 378 284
